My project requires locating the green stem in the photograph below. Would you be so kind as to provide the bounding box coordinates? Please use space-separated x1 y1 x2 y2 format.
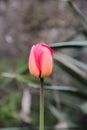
40 77 44 130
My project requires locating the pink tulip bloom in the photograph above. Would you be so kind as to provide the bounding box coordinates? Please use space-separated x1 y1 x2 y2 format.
28 43 53 77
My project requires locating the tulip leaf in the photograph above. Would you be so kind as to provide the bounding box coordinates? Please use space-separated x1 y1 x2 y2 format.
1 72 38 83
16 63 28 74
68 1 87 28
80 102 87 114
47 93 83 118
0 128 30 130
1 72 51 87
58 53 87 71
50 41 87 49
45 86 87 100
60 99 80 110
49 104 78 126
54 53 87 89
0 63 28 88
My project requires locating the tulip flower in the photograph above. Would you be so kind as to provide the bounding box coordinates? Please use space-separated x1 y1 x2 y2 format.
28 43 53 77
28 43 53 130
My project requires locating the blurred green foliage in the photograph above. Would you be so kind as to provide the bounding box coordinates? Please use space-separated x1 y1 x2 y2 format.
1 41 87 128
0 0 87 129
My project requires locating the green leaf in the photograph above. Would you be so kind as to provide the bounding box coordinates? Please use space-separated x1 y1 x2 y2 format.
0 62 28 87
0 78 14 87
16 63 28 74
1 72 37 83
0 127 30 130
1 72 51 87
49 104 78 126
58 53 87 71
68 1 87 28
54 53 87 89
61 99 80 111
80 102 87 114
50 41 87 49
45 86 87 100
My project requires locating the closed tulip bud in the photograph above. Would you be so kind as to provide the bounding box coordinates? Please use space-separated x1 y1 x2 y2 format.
28 43 53 77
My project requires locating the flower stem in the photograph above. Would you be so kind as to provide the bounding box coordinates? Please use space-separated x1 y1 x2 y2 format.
40 77 44 130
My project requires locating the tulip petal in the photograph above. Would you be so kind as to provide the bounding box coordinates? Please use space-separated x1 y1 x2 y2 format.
28 43 53 77
34 44 43 76
42 43 53 55
41 46 53 77
29 45 39 77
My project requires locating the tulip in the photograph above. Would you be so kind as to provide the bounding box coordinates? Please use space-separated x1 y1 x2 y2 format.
28 43 53 77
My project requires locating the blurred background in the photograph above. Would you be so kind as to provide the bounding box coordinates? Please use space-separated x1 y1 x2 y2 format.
0 0 87 129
